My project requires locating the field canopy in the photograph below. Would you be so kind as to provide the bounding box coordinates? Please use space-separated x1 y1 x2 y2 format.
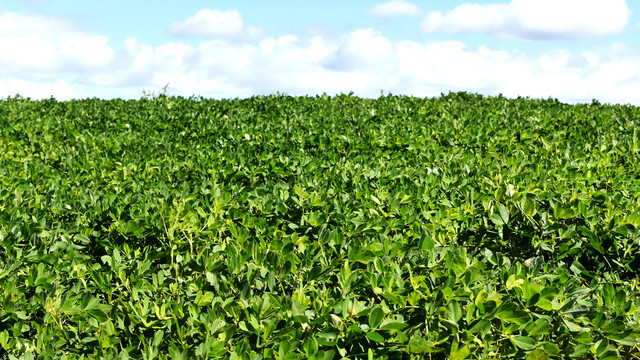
1 92 639 359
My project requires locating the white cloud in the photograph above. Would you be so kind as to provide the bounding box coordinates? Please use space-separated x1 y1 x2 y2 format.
168 9 264 40
368 0 423 17
0 11 114 79
322 29 395 72
78 37 198 92
91 30 640 105
421 0 631 40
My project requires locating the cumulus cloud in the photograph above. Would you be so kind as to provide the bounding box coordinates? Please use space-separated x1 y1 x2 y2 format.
85 29 640 105
81 37 199 87
420 0 631 40
368 0 423 17
0 11 114 79
322 29 395 72
168 9 264 40
2 9 640 105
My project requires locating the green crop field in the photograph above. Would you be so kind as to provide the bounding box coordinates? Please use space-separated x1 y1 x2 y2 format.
1 92 639 359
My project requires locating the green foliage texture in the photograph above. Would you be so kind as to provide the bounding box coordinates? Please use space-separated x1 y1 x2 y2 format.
1 92 639 359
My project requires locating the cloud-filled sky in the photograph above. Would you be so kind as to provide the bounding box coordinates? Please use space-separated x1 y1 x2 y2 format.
1 0 639 104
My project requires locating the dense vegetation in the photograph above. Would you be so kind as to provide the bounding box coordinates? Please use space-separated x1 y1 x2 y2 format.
1 92 639 359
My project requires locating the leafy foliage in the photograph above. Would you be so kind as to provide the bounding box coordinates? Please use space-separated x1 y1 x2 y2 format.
1 92 639 359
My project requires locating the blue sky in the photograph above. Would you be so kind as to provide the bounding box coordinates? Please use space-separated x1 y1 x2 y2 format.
1 0 640 104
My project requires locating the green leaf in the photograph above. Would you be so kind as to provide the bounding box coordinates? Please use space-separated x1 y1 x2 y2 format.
195 291 215 307
446 301 462 324
468 319 490 334
0 330 9 347
535 298 553 311
607 330 640 346
526 349 549 360
593 339 609 357
579 226 604 254
554 203 575 219
449 342 470 360
368 306 384 329
292 300 308 323
380 321 407 330
574 332 593 344
499 204 510 224
528 319 552 336
303 337 318 357
562 304 589 318
526 293 540 308
495 304 529 325
14 311 28 320
61 299 82 316
523 197 537 217
101 255 113 267
419 234 435 250
490 204 510 226
511 336 536 351
382 292 406 306
317 331 338 346
366 331 385 344
541 342 560 356
569 344 588 358
279 340 292 360
474 288 488 306
88 309 108 322
563 319 587 332
74 233 91 244
592 191 607 203
600 283 614 307
113 248 122 265
506 274 524 290
81 295 101 311
153 330 164 347
407 335 442 354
